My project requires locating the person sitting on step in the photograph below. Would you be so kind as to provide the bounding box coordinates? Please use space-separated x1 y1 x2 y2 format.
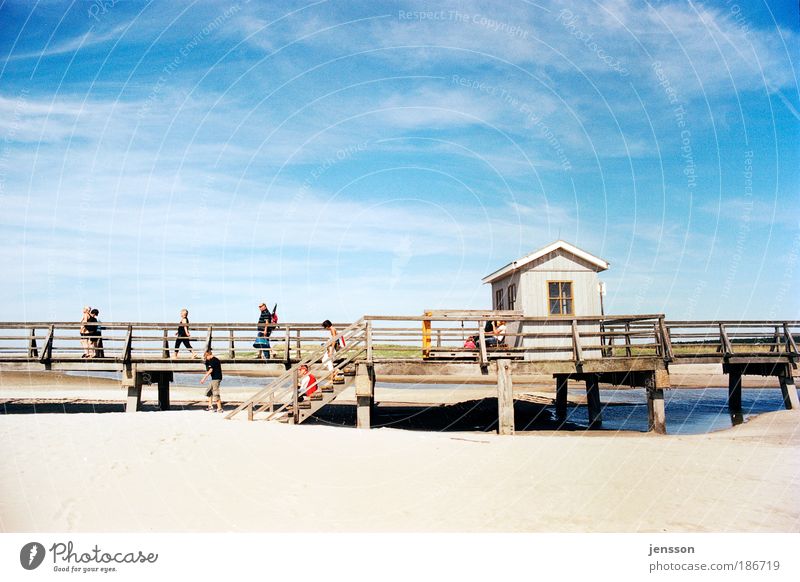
297 364 318 402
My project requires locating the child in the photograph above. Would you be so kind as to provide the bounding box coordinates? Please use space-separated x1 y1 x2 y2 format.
297 364 318 402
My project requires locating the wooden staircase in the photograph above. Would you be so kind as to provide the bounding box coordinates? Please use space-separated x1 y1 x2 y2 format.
225 319 367 424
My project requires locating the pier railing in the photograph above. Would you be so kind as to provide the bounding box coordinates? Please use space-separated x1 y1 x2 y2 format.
0 317 797 367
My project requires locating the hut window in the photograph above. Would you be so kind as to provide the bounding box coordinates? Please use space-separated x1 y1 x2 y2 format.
507 283 517 310
495 288 504 310
548 281 573 315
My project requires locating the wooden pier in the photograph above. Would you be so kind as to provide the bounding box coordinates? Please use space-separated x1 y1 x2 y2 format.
0 314 797 434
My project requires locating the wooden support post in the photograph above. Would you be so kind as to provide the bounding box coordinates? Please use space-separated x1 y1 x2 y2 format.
496 359 514 435
284 327 291 364
124 366 142 413
719 323 733 357
229 329 236 359
555 374 568 420
436 329 442 348
646 369 669 434
778 365 800 410
728 367 743 412
157 372 171 411
585 374 602 428
659 318 674 362
295 329 301 361
247 402 254 421
355 362 375 429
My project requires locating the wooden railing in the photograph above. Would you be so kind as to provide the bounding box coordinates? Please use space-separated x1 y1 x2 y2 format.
0 317 797 366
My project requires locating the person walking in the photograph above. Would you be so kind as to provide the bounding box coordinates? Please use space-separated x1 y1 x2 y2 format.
174 309 197 358
200 350 224 412
79 306 93 358
255 302 272 360
89 308 104 358
321 319 344 384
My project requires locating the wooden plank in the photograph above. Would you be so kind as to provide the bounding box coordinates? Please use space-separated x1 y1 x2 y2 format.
496 359 514 435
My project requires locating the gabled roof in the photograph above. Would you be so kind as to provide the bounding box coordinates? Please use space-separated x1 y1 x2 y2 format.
482 240 609 284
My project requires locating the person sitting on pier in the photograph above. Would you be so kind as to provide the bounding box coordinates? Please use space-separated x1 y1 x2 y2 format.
484 319 498 347
174 308 197 358
200 350 224 412
297 364 319 402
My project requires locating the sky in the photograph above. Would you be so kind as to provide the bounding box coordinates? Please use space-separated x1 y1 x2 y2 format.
0 0 797 323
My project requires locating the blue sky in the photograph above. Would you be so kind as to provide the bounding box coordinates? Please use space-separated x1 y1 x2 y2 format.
0 0 797 323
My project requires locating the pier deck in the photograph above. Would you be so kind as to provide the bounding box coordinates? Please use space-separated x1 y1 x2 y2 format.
0 314 797 434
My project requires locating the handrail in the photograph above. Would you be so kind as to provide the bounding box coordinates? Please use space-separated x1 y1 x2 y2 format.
225 318 366 420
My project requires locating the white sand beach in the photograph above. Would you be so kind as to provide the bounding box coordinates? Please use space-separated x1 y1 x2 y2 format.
1 365 798 533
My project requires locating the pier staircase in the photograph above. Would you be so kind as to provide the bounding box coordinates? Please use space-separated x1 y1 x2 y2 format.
225 319 368 424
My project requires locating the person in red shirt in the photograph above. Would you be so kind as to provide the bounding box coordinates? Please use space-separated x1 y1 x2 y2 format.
297 364 318 402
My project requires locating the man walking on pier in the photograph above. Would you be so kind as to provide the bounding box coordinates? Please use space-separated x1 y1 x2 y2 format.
200 350 224 412
256 302 272 360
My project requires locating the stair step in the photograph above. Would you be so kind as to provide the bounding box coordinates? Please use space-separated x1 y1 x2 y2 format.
310 394 323 401
322 387 334 393
333 377 345 385
299 401 311 409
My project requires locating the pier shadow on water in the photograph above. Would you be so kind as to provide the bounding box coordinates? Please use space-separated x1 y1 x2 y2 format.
0 388 790 434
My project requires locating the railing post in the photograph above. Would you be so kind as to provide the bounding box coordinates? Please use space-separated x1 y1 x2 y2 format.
366 321 373 363
205 326 213 353
624 322 632 357
783 323 798 356
28 327 39 359
571 320 583 366
122 325 133 363
284 327 291 364
295 329 301 361
659 317 674 362
422 312 431 358
719 323 733 357
162 329 170 359
40 325 54 363
229 329 236 359
247 402 254 421
478 326 488 366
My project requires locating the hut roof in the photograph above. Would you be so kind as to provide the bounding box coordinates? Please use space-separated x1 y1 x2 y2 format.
482 240 609 284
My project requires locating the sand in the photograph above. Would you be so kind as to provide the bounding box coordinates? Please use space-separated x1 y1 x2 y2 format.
1 366 799 532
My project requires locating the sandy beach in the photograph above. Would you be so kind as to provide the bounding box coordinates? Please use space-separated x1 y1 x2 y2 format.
1 366 799 533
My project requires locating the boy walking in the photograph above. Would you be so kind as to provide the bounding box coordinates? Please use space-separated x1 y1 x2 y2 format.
200 350 224 412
